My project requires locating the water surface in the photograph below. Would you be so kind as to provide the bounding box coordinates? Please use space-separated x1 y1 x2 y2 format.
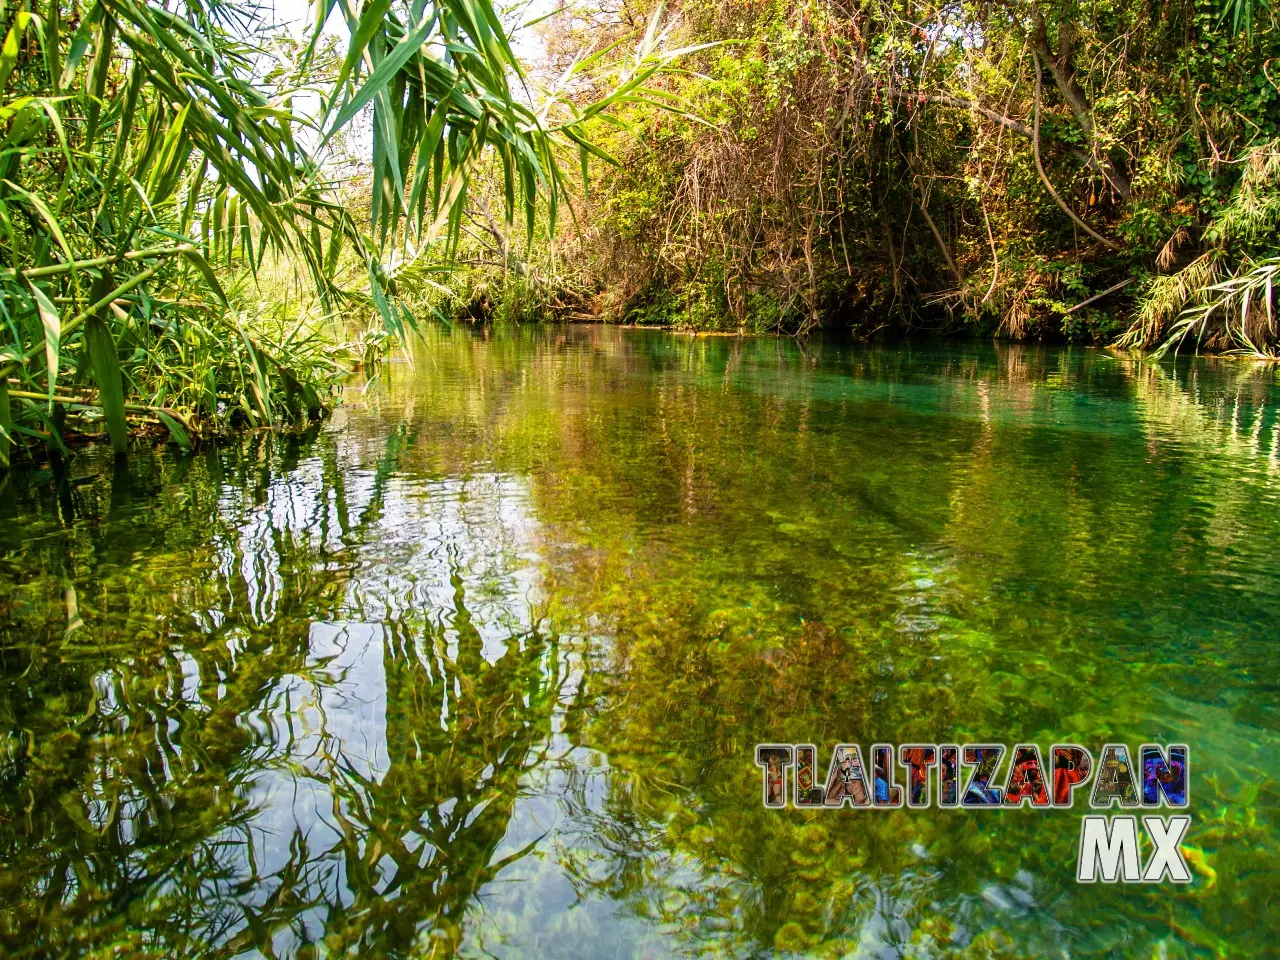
2 326 1278 957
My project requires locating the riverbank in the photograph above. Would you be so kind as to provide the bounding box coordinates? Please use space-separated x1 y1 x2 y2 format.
9 312 1280 473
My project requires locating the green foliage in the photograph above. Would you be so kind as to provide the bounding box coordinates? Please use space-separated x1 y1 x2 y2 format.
455 0 1280 349
82 314 127 455
0 381 10 467
0 0 688 466
1121 141 1280 353
1222 0 1271 34
0 0 377 462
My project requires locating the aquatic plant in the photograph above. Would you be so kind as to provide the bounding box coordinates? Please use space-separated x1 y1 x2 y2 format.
3 329 1280 955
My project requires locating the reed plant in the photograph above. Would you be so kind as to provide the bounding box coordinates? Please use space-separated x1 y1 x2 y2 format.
0 0 691 467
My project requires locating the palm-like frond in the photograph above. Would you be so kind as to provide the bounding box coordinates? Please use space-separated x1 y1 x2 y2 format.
0 0 688 463
320 0 699 311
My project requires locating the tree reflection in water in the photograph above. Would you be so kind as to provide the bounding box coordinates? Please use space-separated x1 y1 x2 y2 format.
3 328 1280 959
0 429 572 958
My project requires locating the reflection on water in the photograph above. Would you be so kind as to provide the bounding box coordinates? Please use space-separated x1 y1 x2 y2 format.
1 327 1278 958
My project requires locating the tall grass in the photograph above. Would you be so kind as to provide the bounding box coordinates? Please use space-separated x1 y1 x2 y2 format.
0 0 691 467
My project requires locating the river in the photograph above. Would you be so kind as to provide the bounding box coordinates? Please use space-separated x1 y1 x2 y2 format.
1 325 1277 957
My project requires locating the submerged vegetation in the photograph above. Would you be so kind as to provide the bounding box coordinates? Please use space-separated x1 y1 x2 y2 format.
2 327 1279 956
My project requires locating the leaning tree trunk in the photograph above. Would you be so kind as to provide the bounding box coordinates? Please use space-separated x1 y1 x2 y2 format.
1032 13 1133 202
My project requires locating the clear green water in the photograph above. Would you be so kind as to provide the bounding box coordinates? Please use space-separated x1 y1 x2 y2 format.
1 325 1278 958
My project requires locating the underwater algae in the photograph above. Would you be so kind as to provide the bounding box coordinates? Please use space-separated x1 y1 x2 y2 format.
1 326 1277 957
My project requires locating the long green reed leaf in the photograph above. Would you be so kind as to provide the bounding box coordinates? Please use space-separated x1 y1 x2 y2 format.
85 311 129 454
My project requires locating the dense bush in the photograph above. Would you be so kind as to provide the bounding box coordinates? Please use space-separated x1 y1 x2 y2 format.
436 0 1280 353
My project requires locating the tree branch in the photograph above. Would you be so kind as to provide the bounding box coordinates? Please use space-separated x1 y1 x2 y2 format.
1032 52 1119 251
1031 12 1132 200
1063 277 1135 313
901 91 1100 174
